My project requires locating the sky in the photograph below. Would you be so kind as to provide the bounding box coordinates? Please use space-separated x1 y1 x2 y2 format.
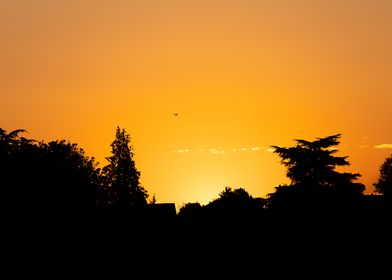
1 0 391 209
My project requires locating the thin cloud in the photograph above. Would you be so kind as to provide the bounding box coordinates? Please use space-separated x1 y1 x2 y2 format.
234 147 263 152
265 148 275 153
172 146 269 154
358 145 370 149
374 144 392 149
209 149 225 155
172 148 193 153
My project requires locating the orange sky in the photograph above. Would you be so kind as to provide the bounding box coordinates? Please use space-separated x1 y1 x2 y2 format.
1 0 391 208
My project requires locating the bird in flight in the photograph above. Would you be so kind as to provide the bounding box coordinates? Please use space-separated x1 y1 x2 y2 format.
173 113 179 117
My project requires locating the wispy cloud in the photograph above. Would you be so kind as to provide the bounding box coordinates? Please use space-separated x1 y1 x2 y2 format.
172 146 272 154
209 149 225 155
265 148 275 153
233 147 262 152
374 144 392 149
172 149 192 153
358 145 370 149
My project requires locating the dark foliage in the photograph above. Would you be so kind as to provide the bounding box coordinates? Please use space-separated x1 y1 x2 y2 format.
101 126 148 208
0 128 101 211
177 187 266 229
1 126 390 241
374 154 392 197
268 134 365 214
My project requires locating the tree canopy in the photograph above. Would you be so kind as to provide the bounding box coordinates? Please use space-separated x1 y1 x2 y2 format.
269 134 365 212
102 126 148 208
374 154 392 197
0 128 100 210
272 134 360 187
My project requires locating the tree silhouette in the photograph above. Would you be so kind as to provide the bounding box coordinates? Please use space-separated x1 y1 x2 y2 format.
38 140 101 209
207 187 263 211
178 202 203 217
1 128 101 210
0 128 32 159
0 128 28 143
149 194 157 204
203 187 265 228
374 154 392 198
177 202 203 228
269 134 364 212
1 128 35 208
272 134 355 186
102 126 148 208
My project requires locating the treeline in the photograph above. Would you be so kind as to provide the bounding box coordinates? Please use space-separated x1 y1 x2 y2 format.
177 135 392 232
0 127 148 210
1 127 391 224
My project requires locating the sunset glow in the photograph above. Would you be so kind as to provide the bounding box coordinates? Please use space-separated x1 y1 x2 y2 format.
1 0 391 208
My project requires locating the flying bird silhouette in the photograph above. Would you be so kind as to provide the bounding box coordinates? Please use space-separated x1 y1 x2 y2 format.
173 113 179 117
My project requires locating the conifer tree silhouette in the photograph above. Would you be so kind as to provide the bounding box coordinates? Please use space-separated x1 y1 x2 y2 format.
269 134 364 212
103 126 148 208
374 154 392 198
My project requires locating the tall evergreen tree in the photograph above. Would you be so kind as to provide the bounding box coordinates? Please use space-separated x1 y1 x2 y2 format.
103 126 148 208
374 154 392 198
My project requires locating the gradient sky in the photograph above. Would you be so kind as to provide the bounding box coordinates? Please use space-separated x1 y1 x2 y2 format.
1 0 391 208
